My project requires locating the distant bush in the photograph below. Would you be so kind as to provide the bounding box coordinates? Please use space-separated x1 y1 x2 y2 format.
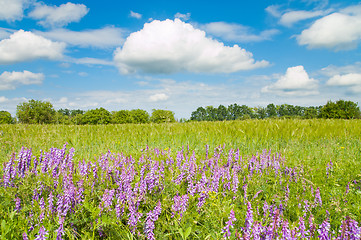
0 111 13 124
81 108 112 125
16 99 56 124
320 100 361 119
151 109 176 123
112 110 134 124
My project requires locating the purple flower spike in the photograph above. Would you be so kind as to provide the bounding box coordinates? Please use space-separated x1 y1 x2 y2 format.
318 218 331 240
314 187 322 207
35 226 48 240
144 201 162 240
222 209 236 238
243 201 253 238
15 197 21 212
22 232 29 240
171 194 189 219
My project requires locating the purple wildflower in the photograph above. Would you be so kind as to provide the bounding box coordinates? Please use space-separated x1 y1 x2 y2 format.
100 189 115 211
128 202 143 234
23 232 29 240
263 201 269 217
318 218 331 240
197 192 208 212
35 226 48 240
56 217 65 240
144 201 162 240
232 169 239 197
3 154 15 187
15 197 21 212
222 209 236 238
315 187 322 207
282 220 296 240
171 194 189 219
39 197 45 211
298 216 309 239
348 218 361 240
48 192 54 215
243 201 253 238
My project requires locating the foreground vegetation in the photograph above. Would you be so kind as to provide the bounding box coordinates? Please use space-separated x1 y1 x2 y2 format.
0 119 361 239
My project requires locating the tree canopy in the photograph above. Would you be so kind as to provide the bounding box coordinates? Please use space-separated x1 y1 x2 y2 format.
16 100 56 124
0 111 13 124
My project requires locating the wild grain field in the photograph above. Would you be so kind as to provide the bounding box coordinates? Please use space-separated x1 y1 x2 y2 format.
0 119 360 239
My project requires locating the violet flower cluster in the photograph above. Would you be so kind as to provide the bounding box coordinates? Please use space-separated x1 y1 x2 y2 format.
0 144 360 239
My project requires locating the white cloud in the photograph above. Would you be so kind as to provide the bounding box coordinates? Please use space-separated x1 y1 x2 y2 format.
149 93 169 102
114 19 269 74
320 62 361 77
0 96 8 102
0 0 29 21
266 5 282 18
297 6 361 50
262 66 319 96
72 57 114 66
201 22 279 42
29 2 89 27
0 70 44 90
327 73 361 86
279 10 326 27
36 27 124 48
0 30 65 64
322 63 361 93
174 12 191 21
130 11 142 19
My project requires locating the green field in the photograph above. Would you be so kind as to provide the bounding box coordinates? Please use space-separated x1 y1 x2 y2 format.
1 119 361 239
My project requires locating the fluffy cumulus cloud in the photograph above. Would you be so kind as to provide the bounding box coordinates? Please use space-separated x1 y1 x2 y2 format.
36 27 124 48
201 22 279 42
327 73 361 86
0 30 65 64
297 6 361 50
29 2 89 27
114 19 269 74
262 66 319 96
323 63 361 93
0 0 29 21
0 70 44 90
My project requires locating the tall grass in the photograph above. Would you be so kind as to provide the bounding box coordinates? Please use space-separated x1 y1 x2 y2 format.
1 119 361 239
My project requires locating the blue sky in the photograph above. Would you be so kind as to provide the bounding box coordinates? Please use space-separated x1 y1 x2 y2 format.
1 0 361 119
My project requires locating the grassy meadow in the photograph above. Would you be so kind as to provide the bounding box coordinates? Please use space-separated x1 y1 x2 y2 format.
1 119 361 239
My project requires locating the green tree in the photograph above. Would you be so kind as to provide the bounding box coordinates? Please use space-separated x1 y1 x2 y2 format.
112 110 133 124
0 111 13 124
320 100 361 119
16 99 56 124
304 107 319 119
216 105 228 121
228 104 243 120
82 108 111 124
266 104 277 118
190 107 207 121
151 109 176 123
71 114 84 125
70 109 85 117
255 107 267 119
130 109 150 124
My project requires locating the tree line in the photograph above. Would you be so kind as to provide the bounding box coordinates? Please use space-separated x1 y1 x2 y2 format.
0 99 176 124
0 99 360 124
190 100 361 121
